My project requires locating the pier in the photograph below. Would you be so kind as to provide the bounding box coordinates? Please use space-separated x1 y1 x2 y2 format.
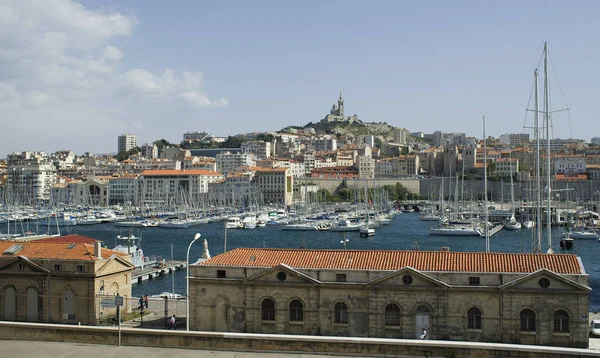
132 260 186 284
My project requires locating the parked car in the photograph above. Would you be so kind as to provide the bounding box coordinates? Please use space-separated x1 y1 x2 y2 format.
590 320 600 336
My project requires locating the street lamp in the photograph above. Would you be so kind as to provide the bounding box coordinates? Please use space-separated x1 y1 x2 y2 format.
186 232 201 331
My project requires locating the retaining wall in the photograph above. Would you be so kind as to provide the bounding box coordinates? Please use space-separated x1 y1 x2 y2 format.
1 321 599 357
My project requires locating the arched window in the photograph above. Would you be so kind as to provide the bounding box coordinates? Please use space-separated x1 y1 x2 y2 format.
261 298 275 321
467 307 482 329
334 302 348 324
553 310 569 333
384 303 401 326
289 300 303 322
26 287 39 322
3 286 16 320
520 309 536 332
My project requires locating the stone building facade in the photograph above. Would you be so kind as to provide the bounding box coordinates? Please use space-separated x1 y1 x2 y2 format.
190 248 590 348
0 237 133 325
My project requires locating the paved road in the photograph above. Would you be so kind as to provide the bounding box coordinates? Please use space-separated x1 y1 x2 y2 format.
0 340 360 358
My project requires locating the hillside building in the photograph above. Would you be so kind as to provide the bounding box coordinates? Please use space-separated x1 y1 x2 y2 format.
117 134 137 154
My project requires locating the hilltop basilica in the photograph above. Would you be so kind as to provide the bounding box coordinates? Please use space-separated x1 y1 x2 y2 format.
321 92 360 124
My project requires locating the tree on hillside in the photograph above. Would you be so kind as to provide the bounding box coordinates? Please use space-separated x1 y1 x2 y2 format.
114 146 141 162
221 136 244 148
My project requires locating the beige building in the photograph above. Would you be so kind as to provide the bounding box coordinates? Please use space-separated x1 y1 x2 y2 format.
0 236 134 325
190 248 589 348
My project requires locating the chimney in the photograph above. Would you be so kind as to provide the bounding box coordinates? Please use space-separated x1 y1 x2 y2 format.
94 242 102 259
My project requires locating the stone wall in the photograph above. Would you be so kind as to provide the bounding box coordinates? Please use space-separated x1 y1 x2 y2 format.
0 322 597 358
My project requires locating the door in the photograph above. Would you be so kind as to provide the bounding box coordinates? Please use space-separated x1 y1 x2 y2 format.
415 305 430 339
26 287 39 322
214 297 229 331
3 286 16 320
62 290 75 321
415 314 430 338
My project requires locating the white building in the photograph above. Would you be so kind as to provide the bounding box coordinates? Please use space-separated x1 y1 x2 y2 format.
241 141 272 160
554 155 586 175
254 168 293 206
216 152 256 176
356 135 375 148
140 143 158 159
6 152 56 203
107 175 138 205
494 157 519 178
357 155 374 179
138 169 224 205
183 131 211 142
591 137 600 145
394 128 407 145
433 131 466 147
117 134 137 154
310 137 337 152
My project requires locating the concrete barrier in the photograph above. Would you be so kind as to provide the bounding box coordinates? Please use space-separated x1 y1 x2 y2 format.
0 321 598 358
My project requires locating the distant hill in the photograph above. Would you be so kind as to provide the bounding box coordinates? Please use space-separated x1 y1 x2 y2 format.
284 121 423 146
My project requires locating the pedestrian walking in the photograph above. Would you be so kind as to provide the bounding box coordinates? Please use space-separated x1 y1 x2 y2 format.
144 294 149 309
169 314 176 330
138 296 144 310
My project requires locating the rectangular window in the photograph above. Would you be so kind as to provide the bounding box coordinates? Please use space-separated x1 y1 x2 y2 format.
469 277 480 286
336 274 347 282
54 264 61 271
217 270 227 278
77 265 85 272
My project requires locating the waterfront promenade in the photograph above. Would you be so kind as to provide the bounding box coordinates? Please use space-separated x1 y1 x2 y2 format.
0 340 341 358
2 338 600 358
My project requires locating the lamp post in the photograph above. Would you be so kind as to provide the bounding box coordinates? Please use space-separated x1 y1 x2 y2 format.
186 232 201 331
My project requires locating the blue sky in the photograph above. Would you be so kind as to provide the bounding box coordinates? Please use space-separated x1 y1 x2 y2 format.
1 0 598 155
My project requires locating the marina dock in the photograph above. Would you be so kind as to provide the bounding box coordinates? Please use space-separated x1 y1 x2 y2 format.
132 260 186 284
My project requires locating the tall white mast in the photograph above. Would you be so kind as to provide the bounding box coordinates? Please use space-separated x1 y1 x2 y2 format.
483 115 489 252
544 42 554 254
534 69 542 253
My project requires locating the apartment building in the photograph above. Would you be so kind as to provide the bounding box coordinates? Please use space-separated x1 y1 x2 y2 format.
494 157 519 178
253 168 293 206
6 152 57 203
216 152 256 176
241 141 272 160
117 134 137 153
138 169 224 205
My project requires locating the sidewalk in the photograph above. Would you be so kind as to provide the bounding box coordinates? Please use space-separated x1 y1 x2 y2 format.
0 340 360 358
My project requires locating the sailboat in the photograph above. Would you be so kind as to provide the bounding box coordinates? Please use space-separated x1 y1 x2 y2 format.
528 42 569 254
504 160 521 230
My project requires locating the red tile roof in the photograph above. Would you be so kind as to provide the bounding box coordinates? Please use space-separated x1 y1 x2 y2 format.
555 174 588 181
198 248 583 274
33 234 102 245
0 242 127 261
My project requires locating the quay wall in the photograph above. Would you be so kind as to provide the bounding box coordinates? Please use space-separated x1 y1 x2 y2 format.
298 178 600 203
0 321 598 358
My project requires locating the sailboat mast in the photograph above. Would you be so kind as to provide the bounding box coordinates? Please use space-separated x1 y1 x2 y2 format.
534 69 542 253
483 115 489 252
544 42 553 253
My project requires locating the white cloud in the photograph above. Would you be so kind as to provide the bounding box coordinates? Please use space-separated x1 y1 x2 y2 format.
0 0 227 155
102 45 123 60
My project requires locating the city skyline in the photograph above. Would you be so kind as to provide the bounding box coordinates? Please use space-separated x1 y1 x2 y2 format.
1 0 599 156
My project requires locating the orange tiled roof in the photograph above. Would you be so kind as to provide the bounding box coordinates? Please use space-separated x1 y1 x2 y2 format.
0 242 127 261
555 174 588 181
198 248 583 274
33 234 102 245
141 169 222 176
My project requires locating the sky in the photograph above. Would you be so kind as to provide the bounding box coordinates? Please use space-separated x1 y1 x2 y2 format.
1 0 599 156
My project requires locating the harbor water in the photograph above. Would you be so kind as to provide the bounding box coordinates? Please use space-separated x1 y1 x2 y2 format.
3 213 599 310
